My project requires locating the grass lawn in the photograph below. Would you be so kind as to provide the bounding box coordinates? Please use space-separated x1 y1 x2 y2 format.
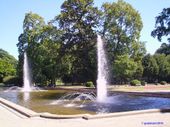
109 84 170 92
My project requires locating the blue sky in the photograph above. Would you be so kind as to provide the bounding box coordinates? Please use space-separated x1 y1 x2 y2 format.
0 0 170 59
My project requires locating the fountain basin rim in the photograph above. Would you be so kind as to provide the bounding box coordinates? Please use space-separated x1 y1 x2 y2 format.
1 97 170 120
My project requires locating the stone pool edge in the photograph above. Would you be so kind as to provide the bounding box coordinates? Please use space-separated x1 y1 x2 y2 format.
1 97 170 120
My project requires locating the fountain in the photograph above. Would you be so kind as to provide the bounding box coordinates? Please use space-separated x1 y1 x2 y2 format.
96 35 108 102
2 36 170 115
22 52 32 92
50 35 109 106
51 92 96 108
49 35 109 108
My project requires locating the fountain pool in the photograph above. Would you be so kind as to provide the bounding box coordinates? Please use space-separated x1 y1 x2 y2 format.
0 89 170 115
1 36 170 115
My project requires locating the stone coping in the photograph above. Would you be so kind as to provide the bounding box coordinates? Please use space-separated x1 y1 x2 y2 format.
82 109 170 120
0 97 170 120
0 98 39 118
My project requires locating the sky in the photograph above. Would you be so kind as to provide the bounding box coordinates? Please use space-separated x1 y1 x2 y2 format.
0 0 170 59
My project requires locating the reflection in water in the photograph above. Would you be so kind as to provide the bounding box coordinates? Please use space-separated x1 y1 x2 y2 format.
1 90 170 115
23 92 30 102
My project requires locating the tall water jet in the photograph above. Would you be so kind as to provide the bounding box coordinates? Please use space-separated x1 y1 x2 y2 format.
97 35 108 102
22 52 32 92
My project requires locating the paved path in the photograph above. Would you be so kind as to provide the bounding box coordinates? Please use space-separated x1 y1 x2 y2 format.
1 103 170 127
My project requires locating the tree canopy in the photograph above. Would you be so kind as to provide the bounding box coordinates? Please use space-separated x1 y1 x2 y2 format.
16 0 170 86
151 7 170 43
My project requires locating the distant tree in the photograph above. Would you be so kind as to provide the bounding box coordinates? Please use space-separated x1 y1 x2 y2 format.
0 49 17 82
113 55 137 84
142 54 159 82
156 43 170 55
151 7 170 42
166 55 170 82
154 54 170 82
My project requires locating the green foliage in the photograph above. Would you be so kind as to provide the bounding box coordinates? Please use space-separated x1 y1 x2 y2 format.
102 0 143 57
154 54 170 82
151 8 170 43
142 53 170 83
3 76 19 85
130 79 141 86
56 79 63 85
156 43 170 55
141 81 146 86
113 55 137 83
85 81 94 87
0 49 17 82
160 81 167 85
142 54 159 82
55 0 99 83
16 0 147 85
0 83 5 86
17 12 64 85
101 0 145 84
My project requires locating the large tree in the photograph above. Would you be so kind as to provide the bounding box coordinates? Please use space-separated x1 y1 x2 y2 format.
101 0 145 83
17 12 45 85
17 12 64 85
54 0 101 84
101 0 143 57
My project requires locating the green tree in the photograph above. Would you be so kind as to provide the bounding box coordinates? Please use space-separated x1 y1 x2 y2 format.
101 0 145 83
32 24 63 84
0 49 17 82
17 12 64 85
151 8 170 42
156 43 170 55
142 54 159 82
165 55 170 82
17 12 45 55
154 54 170 82
17 12 45 85
101 0 143 57
55 0 100 84
113 55 137 84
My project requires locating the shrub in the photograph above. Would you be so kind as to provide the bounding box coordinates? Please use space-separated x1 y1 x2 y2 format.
160 81 167 85
85 81 94 87
0 83 5 87
130 79 141 86
3 76 19 86
141 81 146 86
155 82 159 85
56 79 63 86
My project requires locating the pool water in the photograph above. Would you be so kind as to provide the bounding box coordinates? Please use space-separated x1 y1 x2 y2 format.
0 89 170 115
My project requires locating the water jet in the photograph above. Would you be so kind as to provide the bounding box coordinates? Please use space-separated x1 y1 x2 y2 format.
22 52 32 92
96 35 108 102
